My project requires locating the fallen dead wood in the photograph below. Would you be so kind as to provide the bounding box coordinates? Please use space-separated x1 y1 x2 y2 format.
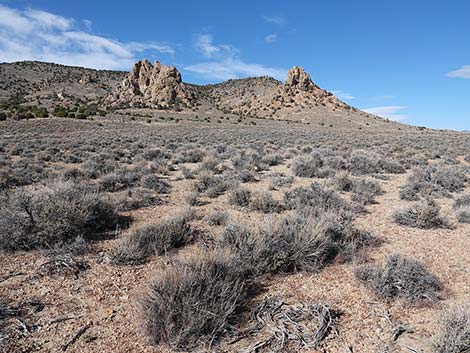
0 271 26 283
62 321 93 351
233 296 339 352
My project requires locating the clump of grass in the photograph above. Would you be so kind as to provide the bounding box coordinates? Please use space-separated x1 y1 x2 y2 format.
0 181 118 251
139 248 248 350
393 198 453 229
431 304 470 353
111 209 196 265
185 191 201 206
355 254 443 302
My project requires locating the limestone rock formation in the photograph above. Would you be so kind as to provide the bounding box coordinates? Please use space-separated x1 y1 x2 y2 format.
106 59 194 108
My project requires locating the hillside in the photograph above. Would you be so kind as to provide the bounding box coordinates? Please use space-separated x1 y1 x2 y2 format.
0 61 126 108
0 60 407 131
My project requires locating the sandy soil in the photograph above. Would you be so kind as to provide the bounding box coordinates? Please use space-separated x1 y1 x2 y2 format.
1 161 469 353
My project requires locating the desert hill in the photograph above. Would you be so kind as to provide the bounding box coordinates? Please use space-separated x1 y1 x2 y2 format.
0 59 406 130
0 61 126 108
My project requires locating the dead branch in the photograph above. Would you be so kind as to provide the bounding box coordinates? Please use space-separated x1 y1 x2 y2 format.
62 321 93 351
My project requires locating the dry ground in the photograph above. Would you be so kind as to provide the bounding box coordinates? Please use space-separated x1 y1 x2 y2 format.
0 116 469 353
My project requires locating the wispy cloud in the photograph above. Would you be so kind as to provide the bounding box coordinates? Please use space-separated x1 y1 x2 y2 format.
331 90 355 100
264 34 278 44
262 15 286 25
186 34 286 81
369 95 395 101
446 65 470 79
363 106 408 121
194 33 235 58
0 4 174 70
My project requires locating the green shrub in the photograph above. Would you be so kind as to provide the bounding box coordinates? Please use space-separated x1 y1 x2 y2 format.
53 106 68 117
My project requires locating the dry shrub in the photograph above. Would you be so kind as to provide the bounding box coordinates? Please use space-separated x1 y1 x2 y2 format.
228 187 252 207
454 194 470 223
204 209 229 226
291 154 324 178
0 181 117 251
432 304 470 353
249 190 283 213
393 198 453 229
111 209 196 265
99 169 140 192
284 182 354 215
269 173 294 190
400 165 466 200
193 171 237 198
219 209 374 276
355 254 442 302
331 171 354 192
351 178 383 205
140 248 248 350
140 174 171 194
455 206 470 223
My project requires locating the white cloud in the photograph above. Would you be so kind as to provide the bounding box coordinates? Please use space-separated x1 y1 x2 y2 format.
363 106 408 121
264 34 278 44
82 19 93 31
446 65 470 79
186 34 286 81
0 4 174 70
331 90 355 100
262 15 286 25
25 9 72 31
194 33 236 58
185 58 286 81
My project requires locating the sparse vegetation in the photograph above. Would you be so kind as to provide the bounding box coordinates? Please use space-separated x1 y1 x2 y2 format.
1 60 470 352
355 254 443 302
219 209 374 276
393 198 453 229
140 249 248 349
111 209 196 265
432 304 470 353
0 181 118 251
400 165 466 200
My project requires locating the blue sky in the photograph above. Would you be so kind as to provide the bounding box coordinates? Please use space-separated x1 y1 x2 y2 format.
0 0 469 130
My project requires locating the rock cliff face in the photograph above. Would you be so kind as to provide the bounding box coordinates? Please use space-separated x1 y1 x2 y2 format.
285 66 318 91
106 59 194 108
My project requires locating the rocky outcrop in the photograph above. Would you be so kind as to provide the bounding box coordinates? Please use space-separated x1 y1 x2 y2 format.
285 66 317 91
106 59 194 108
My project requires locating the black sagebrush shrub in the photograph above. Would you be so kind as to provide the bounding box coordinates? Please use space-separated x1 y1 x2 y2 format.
355 254 443 302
